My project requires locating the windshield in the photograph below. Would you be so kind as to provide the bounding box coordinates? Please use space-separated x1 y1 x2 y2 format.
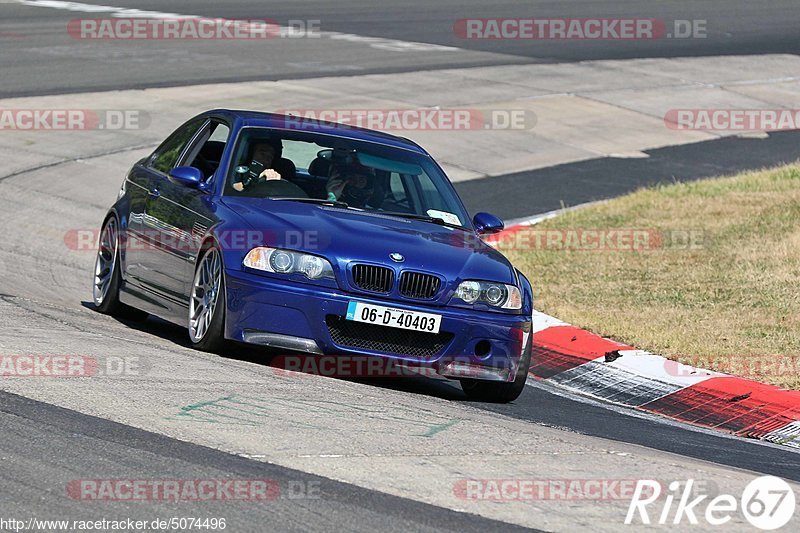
223 128 471 228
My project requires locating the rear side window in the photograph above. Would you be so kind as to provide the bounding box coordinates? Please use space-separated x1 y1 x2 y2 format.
280 140 321 171
149 119 204 174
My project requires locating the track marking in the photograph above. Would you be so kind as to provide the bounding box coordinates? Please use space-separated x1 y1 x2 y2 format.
167 394 462 437
15 0 461 53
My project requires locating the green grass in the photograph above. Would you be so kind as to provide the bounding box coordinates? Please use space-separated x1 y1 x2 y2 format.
505 163 800 388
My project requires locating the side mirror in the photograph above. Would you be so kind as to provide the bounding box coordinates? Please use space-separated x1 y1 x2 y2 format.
473 212 504 235
168 166 204 189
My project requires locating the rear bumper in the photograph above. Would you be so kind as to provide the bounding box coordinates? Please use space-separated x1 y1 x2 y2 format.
224 269 531 381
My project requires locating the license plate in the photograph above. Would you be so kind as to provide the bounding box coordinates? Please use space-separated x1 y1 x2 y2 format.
346 301 441 334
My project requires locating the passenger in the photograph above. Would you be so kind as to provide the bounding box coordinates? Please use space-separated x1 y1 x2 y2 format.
325 167 380 208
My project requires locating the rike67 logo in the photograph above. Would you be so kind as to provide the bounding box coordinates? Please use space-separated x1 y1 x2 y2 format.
626 476 796 530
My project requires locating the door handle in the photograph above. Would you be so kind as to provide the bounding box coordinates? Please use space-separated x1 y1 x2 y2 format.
148 188 160 199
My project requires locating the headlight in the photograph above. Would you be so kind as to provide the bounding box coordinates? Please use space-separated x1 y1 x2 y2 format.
244 247 335 281
453 280 522 310
270 250 293 273
454 280 481 304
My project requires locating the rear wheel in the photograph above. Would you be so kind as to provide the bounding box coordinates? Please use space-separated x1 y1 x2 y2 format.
460 334 532 403
92 216 148 321
189 246 227 352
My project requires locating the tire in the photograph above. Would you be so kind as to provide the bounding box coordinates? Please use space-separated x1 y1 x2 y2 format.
92 216 149 321
460 333 532 403
188 245 227 352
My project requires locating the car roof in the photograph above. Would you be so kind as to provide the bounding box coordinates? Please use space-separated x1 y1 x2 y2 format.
205 109 429 155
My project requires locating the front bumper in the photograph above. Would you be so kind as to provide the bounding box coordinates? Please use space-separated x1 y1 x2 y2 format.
225 269 531 381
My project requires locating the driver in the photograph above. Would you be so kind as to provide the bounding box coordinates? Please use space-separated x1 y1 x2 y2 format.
232 139 284 192
325 167 379 208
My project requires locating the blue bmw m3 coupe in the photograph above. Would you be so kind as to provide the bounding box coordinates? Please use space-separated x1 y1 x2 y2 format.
93 110 533 402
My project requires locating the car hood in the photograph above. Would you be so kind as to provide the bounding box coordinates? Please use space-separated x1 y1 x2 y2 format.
222 197 517 286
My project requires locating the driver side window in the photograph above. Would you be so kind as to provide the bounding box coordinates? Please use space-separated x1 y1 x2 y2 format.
182 121 230 182
149 118 204 174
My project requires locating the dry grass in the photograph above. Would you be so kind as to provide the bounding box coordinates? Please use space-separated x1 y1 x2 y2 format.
505 163 800 388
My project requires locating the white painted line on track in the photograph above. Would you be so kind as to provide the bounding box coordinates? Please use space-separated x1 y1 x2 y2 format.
610 349 723 388
15 0 462 53
502 200 611 229
531 310 567 334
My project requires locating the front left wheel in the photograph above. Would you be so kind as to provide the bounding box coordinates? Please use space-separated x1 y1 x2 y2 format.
92 216 148 321
460 333 532 403
189 246 227 352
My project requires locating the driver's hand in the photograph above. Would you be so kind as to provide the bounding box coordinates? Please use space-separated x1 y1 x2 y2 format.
326 178 348 199
232 182 245 192
259 169 282 181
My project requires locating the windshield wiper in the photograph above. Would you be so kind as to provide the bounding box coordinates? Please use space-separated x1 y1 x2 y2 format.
381 212 462 228
272 197 351 209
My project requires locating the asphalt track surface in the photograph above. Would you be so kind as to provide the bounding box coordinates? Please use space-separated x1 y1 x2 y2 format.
1 0 799 97
2 1 800 531
458 130 800 220
0 390 533 533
